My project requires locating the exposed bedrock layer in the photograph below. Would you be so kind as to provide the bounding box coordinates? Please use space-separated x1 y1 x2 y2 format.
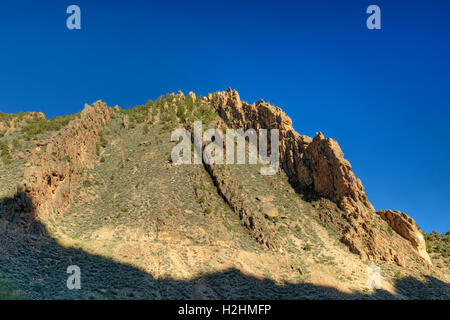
209 88 373 217
208 88 431 266
185 121 281 251
17 101 113 225
378 210 432 265
4 90 432 267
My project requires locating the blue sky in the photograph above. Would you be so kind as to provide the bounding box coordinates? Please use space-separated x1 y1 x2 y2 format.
0 0 449 232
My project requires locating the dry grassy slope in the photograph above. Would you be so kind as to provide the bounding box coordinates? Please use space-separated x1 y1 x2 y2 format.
0 94 449 299
46 117 387 297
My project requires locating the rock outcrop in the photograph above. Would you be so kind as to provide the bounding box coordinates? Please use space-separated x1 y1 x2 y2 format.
18 101 113 224
122 114 129 129
378 210 432 264
209 88 373 216
208 88 430 266
186 121 280 251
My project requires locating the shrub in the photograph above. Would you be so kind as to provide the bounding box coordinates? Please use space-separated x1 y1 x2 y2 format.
99 134 107 148
12 139 20 150
176 102 186 122
83 180 92 188
0 141 12 164
303 244 312 251
387 226 394 236
205 207 212 214
0 279 28 300
21 113 78 140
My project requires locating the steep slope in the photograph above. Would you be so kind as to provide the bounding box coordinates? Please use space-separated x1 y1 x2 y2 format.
209 88 433 267
0 91 448 299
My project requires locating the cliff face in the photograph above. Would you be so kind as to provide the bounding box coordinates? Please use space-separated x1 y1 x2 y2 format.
209 88 431 266
3 90 432 267
1 90 446 300
209 88 373 216
378 210 432 264
19 101 112 225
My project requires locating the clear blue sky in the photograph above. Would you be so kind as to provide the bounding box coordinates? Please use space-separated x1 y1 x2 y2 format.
0 0 449 232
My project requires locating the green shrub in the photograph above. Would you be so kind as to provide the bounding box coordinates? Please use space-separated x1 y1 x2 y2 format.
12 139 21 150
0 141 12 164
21 113 78 140
176 102 186 122
303 244 312 251
0 279 28 300
387 226 394 236
99 134 107 148
83 180 92 188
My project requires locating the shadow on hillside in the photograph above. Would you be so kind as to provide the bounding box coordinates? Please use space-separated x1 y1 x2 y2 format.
0 192 449 300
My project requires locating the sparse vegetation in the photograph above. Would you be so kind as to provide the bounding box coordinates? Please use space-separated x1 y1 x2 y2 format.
83 180 92 188
1 92 449 300
0 140 12 164
21 113 78 140
423 230 450 259
0 279 28 300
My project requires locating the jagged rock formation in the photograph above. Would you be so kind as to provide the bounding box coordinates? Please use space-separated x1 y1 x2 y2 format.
378 210 432 264
186 122 280 250
209 88 373 216
18 101 112 225
208 88 431 267
204 163 280 250
1 90 448 300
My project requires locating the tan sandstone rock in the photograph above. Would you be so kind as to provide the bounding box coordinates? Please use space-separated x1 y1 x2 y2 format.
122 114 129 129
378 210 432 265
17 100 112 225
208 88 431 267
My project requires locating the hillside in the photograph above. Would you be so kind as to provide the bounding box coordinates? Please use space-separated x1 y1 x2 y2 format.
0 89 448 300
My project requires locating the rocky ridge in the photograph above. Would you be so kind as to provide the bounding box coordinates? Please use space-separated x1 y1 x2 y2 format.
13 101 112 229
208 88 431 267
3 91 433 268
